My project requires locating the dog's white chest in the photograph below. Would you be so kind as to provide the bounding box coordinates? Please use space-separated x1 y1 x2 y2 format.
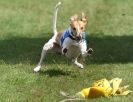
65 45 81 59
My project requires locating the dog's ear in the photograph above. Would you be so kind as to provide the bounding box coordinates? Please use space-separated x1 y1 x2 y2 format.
70 14 78 24
81 12 88 25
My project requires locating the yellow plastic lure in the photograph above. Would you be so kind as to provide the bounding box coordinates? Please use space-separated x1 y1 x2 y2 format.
60 78 132 102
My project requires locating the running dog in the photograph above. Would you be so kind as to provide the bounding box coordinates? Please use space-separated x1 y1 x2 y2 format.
33 2 93 72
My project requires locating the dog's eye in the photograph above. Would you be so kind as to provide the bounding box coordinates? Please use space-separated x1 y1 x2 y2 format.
81 27 84 30
73 27 76 30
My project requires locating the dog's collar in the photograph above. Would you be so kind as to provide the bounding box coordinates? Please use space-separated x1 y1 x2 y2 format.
69 34 76 40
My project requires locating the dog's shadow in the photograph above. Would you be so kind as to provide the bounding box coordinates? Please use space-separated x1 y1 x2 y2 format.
39 69 71 77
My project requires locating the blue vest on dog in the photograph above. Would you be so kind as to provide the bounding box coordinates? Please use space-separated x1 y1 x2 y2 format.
60 28 71 46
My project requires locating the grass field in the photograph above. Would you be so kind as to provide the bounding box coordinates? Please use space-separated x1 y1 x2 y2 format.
0 0 133 102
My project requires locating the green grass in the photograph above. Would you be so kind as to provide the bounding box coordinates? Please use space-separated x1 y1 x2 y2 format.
0 0 133 102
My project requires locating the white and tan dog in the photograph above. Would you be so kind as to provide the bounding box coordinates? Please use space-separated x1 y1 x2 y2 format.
33 2 93 72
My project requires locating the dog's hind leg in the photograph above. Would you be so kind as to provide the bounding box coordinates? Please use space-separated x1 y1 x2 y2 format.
34 2 61 72
33 37 56 72
72 58 84 69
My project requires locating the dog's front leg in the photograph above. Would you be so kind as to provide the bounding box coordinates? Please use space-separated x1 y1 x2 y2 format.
80 40 93 57
61 38 72 55
33 38 56 72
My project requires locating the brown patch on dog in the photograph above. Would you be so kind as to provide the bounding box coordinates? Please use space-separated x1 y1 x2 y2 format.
55 31 63 44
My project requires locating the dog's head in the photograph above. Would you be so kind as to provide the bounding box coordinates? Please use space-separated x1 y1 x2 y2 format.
70 12 87 39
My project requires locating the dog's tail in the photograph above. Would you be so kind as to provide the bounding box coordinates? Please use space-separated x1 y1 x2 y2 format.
53 2 62 35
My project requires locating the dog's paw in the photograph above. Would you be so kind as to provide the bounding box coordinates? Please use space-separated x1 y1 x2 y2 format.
63 48 68 54
78 64 84 69
33 65 41 72
62 48 68 55
75 63 84 69
87 48 93 55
